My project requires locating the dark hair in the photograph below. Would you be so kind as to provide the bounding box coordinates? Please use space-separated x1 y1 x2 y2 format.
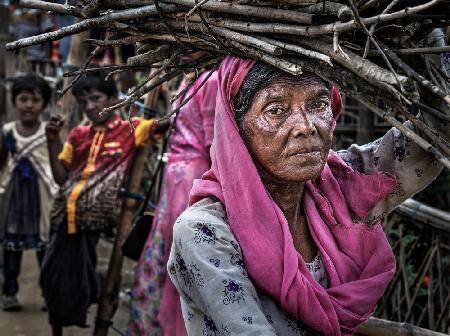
72 69 118 98
11 74 52 108
233 62 330 127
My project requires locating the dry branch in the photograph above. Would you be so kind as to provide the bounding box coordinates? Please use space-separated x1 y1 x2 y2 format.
230 40 302 75
6 3 178 50
163 0 313 23
301 1 353 22
18 0 74 15
297 37 410 87
126 45 173 66
258 36 332 65
369 45 450 56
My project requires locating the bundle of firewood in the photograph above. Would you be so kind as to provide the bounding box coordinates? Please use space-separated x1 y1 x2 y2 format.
6 0 450 168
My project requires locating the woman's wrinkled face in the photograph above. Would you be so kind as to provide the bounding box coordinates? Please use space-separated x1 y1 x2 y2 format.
239 75 334 183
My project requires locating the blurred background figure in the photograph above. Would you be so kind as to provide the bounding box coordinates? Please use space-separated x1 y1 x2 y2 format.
128 54 218 336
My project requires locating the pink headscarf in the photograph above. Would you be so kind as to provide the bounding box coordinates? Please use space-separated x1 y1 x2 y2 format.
190 57 397 335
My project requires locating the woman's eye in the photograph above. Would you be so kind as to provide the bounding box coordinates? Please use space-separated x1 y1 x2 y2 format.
312 100 329 110
266 107 286 116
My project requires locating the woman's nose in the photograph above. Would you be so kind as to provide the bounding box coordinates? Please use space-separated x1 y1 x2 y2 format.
291 110 317 137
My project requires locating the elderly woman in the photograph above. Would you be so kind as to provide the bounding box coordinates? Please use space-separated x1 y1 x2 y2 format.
167 57 446 335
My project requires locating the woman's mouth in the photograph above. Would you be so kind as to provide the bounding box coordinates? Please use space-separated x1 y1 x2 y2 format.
287 149 321 157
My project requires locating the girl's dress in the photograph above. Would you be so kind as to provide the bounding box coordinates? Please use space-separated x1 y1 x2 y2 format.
0 121 57 297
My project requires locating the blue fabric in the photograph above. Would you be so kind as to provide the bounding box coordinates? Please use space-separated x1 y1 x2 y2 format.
2 249 45 295
3 131 17 154
3 157 44 251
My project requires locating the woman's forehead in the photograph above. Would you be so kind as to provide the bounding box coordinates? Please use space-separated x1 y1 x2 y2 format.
270 73 329 88
255 76 330 98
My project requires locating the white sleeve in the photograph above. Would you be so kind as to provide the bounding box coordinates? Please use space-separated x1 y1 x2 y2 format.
167 205 277 335
337 121 443 223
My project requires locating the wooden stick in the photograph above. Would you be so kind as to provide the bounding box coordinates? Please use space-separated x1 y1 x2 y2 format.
137 32 203 44
100 0 153 7
258 36 332 65
5 3 178 51
162 0 313 24
416 102 450 122
18 0 74 15
399 111 450 157
298 37 410 87
390 46 450 55
126 45 173 66
358 0 388 11
126 50 179 97
301 1 353 22
185 0 211 18
182 19 282 55
64 64 152 77
229 40 302 76
86 34 151 47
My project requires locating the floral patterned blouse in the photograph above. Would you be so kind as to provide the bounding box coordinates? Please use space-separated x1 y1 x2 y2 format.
167 122 446 335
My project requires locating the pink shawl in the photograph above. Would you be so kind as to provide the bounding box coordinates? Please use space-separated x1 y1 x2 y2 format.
190 57 397 335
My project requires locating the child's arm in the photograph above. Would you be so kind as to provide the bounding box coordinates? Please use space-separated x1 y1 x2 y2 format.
154 118 171 134
46 115 69 186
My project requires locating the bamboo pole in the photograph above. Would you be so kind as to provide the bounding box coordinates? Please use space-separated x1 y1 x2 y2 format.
356 317 449 336
396 199 450 234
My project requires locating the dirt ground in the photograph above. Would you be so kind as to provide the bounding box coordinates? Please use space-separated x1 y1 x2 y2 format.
0 239 136 336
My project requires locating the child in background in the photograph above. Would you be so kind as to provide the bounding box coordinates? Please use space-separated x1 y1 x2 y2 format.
0 74 57 311
41 70 168 336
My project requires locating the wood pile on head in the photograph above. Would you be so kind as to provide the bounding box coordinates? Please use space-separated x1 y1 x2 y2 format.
6 0 450 169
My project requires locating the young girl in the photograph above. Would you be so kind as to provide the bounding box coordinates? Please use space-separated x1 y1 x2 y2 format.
0 74 57 311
